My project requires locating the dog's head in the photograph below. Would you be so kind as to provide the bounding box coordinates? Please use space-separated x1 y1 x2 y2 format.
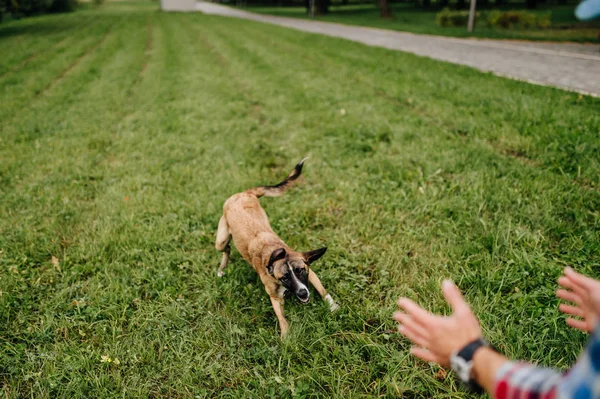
266 247 327 304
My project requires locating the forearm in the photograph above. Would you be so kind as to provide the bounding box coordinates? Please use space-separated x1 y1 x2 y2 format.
471 347 510 395
472 347 566 399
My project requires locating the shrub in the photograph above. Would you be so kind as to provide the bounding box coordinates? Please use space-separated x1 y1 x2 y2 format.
48 0 77 12
536 12 551 28
485 10 551 29
8 0 51 16
2 0 76 18
436 7 476 27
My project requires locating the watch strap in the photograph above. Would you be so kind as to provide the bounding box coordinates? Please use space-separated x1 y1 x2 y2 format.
457 338 488 362
455 338 489 394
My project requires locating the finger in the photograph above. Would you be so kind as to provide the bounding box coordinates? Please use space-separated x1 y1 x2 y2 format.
441 280 470 314
559 303 585 318
558 276 578 291
397 298 435 328
566 318 590 333
558 275 588 298
398 324 430 348
565 267 599 291
410 347 439 364
394 312 431 339
556 289 583 306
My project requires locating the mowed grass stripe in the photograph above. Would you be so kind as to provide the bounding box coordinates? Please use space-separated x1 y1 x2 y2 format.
0 15 145 189
0 19 117 124
0 12 86 74
0 16 149 257
2 16 139 143
0 14 164 398
0 15 99 78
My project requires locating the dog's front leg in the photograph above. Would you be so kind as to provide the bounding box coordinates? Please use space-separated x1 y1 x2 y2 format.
269 297 289 340
308 269 340 312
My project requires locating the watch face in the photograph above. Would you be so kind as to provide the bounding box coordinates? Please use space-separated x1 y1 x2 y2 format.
450 355 473 383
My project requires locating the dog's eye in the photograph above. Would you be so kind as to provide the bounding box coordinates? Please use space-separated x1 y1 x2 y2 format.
295 268 305 275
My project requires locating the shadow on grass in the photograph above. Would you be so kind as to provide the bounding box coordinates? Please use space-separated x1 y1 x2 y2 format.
0 17 81 39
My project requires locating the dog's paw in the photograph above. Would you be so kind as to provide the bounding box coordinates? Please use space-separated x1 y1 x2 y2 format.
217 270 224 278
325 294 340 312
280 322 290 340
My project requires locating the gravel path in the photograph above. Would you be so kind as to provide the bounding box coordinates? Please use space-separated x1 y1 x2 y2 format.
195 2 600 96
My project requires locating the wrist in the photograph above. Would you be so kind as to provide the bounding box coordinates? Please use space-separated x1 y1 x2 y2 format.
471 346 495 382
450 337 489 392
470 346 510 395
452 336 487 365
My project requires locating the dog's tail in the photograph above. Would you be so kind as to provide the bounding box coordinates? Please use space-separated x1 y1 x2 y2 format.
246 158 308 198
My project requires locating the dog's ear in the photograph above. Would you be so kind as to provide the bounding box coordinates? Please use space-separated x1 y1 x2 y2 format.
303 247 327 265
267 248 286 275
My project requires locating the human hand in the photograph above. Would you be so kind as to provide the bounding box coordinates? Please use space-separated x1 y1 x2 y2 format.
393 280 482 368
557 267 600 333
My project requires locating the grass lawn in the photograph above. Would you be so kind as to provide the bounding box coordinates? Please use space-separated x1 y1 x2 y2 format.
1 1 600 397
248 3 600 42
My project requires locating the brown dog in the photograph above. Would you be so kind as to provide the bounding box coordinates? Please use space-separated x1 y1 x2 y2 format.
215 158 339 339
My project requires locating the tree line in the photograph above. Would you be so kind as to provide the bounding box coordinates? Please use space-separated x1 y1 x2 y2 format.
243 0 577 17
0 0 77 21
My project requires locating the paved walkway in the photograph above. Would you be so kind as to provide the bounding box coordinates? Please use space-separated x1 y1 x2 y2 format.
195 2 600 96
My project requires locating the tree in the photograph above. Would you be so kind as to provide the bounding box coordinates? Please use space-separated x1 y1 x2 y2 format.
378 0 392 17
525 0 536 8
305 0 328 15
315 0 328 14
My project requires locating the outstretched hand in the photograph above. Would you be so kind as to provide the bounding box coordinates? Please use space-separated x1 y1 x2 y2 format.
393 280 482 368
557 267 600 333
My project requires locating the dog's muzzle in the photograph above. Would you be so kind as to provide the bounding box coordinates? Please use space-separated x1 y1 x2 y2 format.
297 288 310 304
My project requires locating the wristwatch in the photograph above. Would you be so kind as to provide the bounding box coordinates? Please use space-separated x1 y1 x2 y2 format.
450 338 490 393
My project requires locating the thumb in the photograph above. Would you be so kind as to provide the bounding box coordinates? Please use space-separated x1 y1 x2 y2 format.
442 280 470 314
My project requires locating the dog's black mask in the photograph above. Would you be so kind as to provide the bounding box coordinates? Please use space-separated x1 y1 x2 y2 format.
267 247 328 304
280 261 310 303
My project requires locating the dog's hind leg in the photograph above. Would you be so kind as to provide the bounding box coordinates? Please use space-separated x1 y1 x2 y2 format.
308 270 340 312
215 215 231 277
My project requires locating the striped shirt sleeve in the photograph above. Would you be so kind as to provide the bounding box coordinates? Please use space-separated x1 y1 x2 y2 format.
494 361 561 399
494 324 600 399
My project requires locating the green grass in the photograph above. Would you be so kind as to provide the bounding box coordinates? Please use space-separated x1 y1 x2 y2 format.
248 3 600 42
1 1 599 397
